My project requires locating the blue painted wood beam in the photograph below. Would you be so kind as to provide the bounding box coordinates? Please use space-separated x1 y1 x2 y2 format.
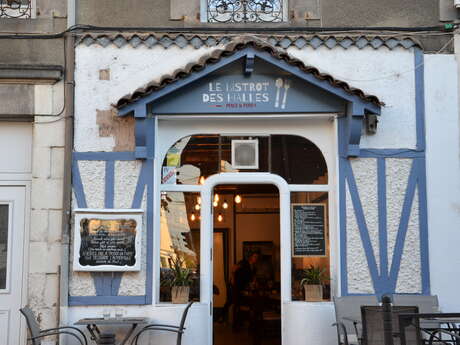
346 161 381 294
68 295 147 306
135 117 147 160
388 160 418 291
72 157 87 208
347 103 365 157
244 52 255 75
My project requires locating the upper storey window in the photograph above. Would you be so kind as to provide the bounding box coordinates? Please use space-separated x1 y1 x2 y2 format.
0 0 31 18
206 0 286 23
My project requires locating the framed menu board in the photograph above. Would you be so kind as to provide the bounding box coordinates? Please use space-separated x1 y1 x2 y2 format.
291 203 326 257
73 209 143 272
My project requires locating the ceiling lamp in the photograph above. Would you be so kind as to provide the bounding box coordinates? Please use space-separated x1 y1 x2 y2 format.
234 195 242 204
190 213 196 221
222 200 229 209
199 176 205 185
217 213 223 222
197 196 201 204
195 204 201 211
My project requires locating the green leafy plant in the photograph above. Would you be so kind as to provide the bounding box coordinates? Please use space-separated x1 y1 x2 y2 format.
300 266 329 286
167 255 193 287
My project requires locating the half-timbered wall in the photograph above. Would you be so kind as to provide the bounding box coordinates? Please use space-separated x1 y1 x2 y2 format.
70 36 456 306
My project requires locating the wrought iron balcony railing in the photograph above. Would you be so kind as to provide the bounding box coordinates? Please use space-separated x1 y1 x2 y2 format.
207 0 283 23
0 0 31 19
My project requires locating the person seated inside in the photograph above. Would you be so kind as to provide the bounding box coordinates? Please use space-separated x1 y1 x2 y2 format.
232 251 259 331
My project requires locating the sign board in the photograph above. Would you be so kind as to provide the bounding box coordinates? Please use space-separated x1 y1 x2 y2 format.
291 203 326 257
73 209 143 272
153 72 345 114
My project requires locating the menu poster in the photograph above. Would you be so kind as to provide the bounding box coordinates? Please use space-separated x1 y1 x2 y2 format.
292 203 326 257
73 210 143 272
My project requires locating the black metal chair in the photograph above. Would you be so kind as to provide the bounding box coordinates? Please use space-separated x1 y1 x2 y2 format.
131 301 194 345
20 306 88 345
361 305 421 345
333 295 379 345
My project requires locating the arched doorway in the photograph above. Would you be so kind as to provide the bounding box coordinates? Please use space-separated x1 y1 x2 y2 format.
156 119 335 345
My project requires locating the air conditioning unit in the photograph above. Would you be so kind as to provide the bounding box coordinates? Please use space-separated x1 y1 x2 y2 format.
455 0 460 8
231 139 259 169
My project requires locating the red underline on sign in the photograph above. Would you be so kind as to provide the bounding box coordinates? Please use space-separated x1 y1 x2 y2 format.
209 104 223 107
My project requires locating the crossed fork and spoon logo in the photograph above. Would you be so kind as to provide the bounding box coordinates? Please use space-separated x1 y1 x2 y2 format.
274 78 291 109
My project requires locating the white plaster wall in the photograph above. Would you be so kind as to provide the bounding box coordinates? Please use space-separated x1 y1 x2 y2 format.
350 158 379 271
118 188 147 295
78 160 105 208
75 45 219 152
396 189 421 293
386 158 422 293
114 160 142 209
288 46 416 149
425 54 460 312
386 159 412 263
346 184 373 293
70 161 147 296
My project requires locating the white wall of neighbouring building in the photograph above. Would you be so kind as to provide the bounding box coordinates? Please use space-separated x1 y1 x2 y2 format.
425 53 460 312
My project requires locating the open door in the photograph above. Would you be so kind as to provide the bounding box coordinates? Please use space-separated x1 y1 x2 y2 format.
203 173 291 345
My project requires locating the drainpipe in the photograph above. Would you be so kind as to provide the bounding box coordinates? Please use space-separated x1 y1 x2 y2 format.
59 31 75 337
67 0 77 28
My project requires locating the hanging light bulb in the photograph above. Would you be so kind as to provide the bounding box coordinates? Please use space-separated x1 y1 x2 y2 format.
197 196 201 204
195 204 201 211
214 194 219 202
234 194 242 204
190 213 196 221
217 213 223 222
213 200 218 207
222 200 229 209
199 176 205 185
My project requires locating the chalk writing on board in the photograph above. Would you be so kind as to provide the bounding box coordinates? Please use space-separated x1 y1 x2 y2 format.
292 204 326 257
79 218 137 267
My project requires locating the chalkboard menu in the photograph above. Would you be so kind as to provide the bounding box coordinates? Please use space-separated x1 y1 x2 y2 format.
73 210 143 272
292 203 326 257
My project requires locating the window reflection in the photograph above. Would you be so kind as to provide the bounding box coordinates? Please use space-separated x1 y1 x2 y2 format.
0 205 8 290
160 192 200 303
162 134 327 185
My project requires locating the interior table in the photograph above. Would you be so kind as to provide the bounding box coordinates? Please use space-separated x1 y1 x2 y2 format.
398 313 460 345
75 317 148 345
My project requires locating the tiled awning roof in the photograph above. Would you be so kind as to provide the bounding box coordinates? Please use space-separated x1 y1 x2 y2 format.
76 32 422 51
116 36 383 110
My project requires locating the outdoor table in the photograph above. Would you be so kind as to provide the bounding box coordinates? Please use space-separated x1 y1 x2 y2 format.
75 317 148 345
398 313 460 345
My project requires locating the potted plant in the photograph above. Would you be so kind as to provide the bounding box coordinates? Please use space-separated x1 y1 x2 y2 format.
300 266 329 302
168 255 193 304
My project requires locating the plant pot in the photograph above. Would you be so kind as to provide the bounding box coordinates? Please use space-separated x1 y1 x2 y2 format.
304 284 323 302
171 286 190 304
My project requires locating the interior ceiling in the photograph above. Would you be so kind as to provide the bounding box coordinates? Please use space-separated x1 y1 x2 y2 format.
214 184 279 195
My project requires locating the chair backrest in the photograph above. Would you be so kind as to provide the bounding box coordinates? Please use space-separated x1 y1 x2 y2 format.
20 306 42 345
333 295 379 335
361 305 421 345
176 302 194 345
392 295 439 313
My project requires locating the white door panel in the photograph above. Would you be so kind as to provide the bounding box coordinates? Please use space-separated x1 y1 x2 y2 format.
0 186 26 345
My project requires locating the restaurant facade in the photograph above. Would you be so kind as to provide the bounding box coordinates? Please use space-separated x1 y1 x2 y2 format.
59 31 460 345
1 2 460 345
